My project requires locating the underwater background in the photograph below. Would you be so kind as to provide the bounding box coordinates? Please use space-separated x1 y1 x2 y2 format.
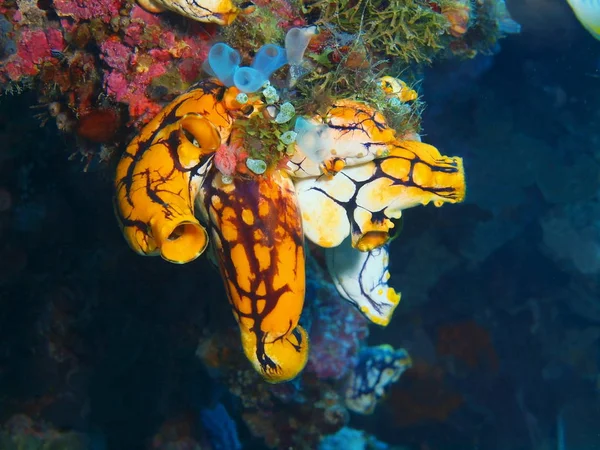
1 0 600 449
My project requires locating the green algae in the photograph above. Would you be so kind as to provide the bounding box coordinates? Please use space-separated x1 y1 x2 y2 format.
237 112 296 169
221 8 285 57
302 0 452 63
150 70 191 97
292 35 424 137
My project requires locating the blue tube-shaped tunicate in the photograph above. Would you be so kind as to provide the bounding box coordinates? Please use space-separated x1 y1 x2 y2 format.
202 59 216 78
251 44 287 78
285 26 318 66
208 43 241 87
294 116 314 133
233 67 268 93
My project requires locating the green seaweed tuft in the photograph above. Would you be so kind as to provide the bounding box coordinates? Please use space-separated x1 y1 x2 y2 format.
302 0 452 63
220 9 285 58
292 35 424 137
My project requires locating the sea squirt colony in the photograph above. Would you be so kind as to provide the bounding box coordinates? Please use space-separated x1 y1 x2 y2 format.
114 24 467 382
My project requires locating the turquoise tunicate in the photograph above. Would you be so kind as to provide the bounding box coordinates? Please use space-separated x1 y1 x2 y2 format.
388 97 403 108
233 67 267 93
235 93 249 104
294 116 314 134
208 43 241 87
246 158 267 174
262 85 279 104
252 44 287 78
275 102 295 123
294 117 334 163
280 131 298 145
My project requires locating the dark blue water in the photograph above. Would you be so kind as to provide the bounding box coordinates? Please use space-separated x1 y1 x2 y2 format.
1 0 600 449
